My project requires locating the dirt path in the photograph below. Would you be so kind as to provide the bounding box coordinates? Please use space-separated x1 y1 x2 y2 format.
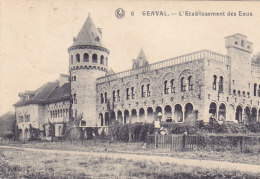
1 145 260 174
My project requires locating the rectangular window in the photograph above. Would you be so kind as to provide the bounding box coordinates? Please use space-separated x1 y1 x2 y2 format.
126 88 130 100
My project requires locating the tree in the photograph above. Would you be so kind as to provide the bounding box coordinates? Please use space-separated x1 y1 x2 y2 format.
0 111 16 137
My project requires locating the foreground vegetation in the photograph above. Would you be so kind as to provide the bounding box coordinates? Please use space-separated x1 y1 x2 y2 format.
1 139 260 166
0 147 259 179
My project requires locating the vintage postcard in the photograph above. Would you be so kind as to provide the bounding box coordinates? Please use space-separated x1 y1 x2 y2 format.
0 1 260 178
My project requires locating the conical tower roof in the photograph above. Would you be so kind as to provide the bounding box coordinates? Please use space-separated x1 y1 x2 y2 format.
72 14 104 48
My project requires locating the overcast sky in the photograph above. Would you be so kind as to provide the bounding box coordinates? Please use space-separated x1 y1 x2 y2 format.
1 1 260 115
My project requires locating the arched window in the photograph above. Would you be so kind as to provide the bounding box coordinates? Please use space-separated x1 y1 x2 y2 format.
170 79 175 93
242 91 245 97
235 41 238 45
71 55 73 64
50 111 53 118
100 93 104 103
233 90 236 96
117 90 120 101
73 76 76 81
100 55 104 64
83 53 89 62
131 87 135 99
164 80 168 94
71 76 73 82
258 85 260 97
112 90 116 102
73 94 77 104
180 77 185 92
219 76 223 93
104 92 107 103
92 54 97 63
106 57 108 66
247 92 250 98
147 84 151 97
213 75 217 90
241 40 245 47
188 76 193 91
141 85 145 97
238 90 241 96
254 83 257 96
126 88 130 100
76 54 80 63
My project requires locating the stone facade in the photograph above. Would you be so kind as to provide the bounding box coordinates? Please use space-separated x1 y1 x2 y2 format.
14 15 260 140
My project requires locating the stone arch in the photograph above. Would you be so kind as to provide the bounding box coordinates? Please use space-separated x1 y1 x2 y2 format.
124 110 130 124
105 112 109 126
228 104 235 121
236 105 243 122
218 103 226 121
99 113 104 126
110 111 116 125
174 104 183 122
131 109 137 123
209 102 217 121
162 72 174 84
117 110 123 123
147 107 154 123
139 108 145 122
244 106 250 123
164 105 172 122
155 106 162 121
251 107 257 123
184 103 193 121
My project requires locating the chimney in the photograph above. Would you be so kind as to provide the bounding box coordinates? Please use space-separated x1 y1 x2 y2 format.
59 74 69 86
97 28 102 37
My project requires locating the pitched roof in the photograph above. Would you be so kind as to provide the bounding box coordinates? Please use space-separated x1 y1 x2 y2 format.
45 83 70 103
14 81 70 107
132 48 149 69
72 14 105 48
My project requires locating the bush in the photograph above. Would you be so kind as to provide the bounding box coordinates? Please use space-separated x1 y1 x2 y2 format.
246 123 260 133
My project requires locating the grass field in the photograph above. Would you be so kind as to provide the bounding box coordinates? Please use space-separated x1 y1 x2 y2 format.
1 139 260 166
0 147 259 179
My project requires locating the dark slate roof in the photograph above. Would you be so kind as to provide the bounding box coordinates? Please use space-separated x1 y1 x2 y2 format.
14 81 70 107
71 14 105 48
45 83 70 103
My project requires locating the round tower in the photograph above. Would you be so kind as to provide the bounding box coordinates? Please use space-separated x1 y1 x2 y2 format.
68 14 109 127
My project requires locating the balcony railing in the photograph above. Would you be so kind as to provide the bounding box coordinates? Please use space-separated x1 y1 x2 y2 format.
97 49 230 83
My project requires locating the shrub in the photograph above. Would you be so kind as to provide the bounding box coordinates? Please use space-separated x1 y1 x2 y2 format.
246 123 260 133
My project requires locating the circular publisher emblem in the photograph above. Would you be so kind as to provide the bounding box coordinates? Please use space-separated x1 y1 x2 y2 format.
115 8 125 19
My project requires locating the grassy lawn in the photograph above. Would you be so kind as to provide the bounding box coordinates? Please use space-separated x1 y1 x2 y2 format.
0 147 259 179
1 139 260 166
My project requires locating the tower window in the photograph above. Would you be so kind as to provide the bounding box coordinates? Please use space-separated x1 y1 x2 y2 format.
71 55 73 64
100 55 104 65
101 93 104 104
106 57 108 66
73 94 77 104
76 54 80 63
84 53 89 62
92 54 97 63
254 83 257 96
74 76 76 81
238 90 241 96
117 90 120 101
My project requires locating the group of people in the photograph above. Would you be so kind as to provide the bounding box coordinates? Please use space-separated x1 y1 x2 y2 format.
210 113 225 124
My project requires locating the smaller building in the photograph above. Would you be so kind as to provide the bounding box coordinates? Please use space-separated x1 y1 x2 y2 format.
14 74 70 140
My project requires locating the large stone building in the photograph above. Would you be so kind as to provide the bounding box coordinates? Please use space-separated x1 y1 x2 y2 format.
14 15 260 140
